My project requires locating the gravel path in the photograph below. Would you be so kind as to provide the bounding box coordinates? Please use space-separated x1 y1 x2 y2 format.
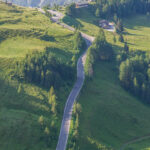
120 134 150 150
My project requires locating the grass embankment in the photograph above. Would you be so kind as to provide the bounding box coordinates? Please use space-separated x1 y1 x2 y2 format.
0 3 76 150
77 62 150 150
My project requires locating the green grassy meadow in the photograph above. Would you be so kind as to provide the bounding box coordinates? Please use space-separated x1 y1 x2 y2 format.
0 3 76 150
0 3 76 59
76 62 150 150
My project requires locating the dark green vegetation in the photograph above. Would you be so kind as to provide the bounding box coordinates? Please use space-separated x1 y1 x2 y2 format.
67 102 82 150
119 51 150 103
85 29 114 77
14 50 75 89
0 3 86 150
93 0 150 19
65 3 77 17
73 30 86 52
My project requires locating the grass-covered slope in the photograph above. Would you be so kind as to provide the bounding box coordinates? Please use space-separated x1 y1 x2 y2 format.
63 8 150 149
63 8 150 52
77 62 150 150
0 4 75 58
0 3 76 150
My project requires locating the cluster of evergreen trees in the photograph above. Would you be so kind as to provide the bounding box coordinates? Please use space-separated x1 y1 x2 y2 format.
85 29 114 77
65 0 150 23
93 0 150 19
38 112 58 147
13 30 86 89
119 51 150 103
48 86 57 115
37 86 58 148
68 102 82 150
65 3 76 16
73 30 86 52
14 49 75 89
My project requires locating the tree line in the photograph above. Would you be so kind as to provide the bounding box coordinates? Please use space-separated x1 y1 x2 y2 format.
65 0 150 19
93 0 150 19
14 49 75 89
119 50 150 103
67 102 82 150
116 39 150 103
13 30 86 89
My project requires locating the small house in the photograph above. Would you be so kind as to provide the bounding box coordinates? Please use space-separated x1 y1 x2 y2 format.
88 0 95 2
7 2 12 6
99 20 110 29
75 3 89 8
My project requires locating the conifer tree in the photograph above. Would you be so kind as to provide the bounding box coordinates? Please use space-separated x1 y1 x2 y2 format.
95 8 100 17
17 84 22 94
116 19 124 33
119 34 124 43
51 95 57 115
74 30 86 51
48 86 57 115
113 35 116 43
38 115 44 126
75 114 79 129
44 127 50 135
124 42 129 53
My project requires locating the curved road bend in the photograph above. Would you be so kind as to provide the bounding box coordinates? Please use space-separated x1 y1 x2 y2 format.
45 10 95 150
56 37 93 150
38 8 94 150
49 11 95 150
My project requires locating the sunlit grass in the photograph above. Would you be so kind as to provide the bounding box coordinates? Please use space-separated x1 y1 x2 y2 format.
0 37 51 57
63 9 150 52
0 3 75 150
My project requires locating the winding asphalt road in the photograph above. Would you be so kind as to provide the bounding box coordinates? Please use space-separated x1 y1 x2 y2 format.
54 19 94 150
56 40 91 150
39 9 95 150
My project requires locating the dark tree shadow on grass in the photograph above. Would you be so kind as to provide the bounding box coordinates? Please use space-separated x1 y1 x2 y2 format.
62 15 83 29
0 79 50 117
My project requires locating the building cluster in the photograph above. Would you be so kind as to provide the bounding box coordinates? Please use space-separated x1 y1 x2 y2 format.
99 20 115 29
75 0 94 8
